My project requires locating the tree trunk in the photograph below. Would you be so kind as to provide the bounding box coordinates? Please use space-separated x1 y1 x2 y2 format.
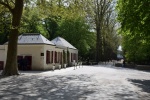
96 30 100 62
96 26 102 62
2 29 19 75
2 0 23 76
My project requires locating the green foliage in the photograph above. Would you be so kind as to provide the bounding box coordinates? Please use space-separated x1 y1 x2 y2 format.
19 0 96 60
117 0 150 36
44 17 59 40
122 33 150 63
20 7 47 36
57 18 96 57
0 0 120 62
117 0 150 63
0 6 11 44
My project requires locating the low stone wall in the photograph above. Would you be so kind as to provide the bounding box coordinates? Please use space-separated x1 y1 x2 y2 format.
115 63 150 71
115 63 122 67
136 65 150 70
115 63 136 68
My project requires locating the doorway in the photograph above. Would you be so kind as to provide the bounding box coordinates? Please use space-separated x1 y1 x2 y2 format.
0 61 4 70
17 55 32 71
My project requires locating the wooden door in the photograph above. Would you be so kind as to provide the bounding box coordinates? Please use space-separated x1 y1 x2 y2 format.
24 56 32 70
0 61 4 70
17 56 23 70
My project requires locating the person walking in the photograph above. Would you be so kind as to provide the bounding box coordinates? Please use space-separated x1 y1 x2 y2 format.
123 60 125 67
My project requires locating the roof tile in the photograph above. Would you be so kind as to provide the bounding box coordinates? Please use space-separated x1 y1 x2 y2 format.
51 37 77 49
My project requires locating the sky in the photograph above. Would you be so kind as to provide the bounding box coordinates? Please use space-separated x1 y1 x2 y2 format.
117 45 122 51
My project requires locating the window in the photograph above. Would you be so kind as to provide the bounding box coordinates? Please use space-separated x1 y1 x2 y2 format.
57 52 60 62
60 52 62 64
57 52 60 63
41 53 44 56
51 51 53 63
71 53 73 62
46 51 50 64
55 51 57 63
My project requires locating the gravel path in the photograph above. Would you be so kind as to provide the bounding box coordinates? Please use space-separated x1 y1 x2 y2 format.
0 64 150 100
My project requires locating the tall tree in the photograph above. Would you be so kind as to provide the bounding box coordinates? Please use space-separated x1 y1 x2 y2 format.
44 17 59 40
0 0 24 75
21 7 47 34
85 0 115 62
57 18 96 58
102 1 119 61
117 0 150 63
0 6 11 44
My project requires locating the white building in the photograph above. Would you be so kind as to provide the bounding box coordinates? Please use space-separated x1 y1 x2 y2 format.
0 33 78 70
51 37 78 66
0 45 5 70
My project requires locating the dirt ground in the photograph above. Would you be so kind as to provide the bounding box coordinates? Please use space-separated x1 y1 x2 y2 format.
0 63 150 100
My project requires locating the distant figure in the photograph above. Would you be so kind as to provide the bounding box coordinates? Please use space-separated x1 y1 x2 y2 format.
123 60 125 67
87 57 90 65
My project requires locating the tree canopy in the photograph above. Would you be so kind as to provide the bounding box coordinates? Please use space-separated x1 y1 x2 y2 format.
117 0 150 64
0 0 120 75
0 0 24 75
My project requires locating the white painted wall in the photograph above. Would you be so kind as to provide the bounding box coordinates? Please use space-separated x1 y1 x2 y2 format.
43 45 55 70
43 45 63 70
1 44 78 70
54 47 63 69
3 44 59 70
0 45 5 62
68 48 78 63
17 45 44 70
55 46 78 63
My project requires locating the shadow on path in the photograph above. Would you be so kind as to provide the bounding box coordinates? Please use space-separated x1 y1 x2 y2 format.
128 79 150 93
0 75 95 100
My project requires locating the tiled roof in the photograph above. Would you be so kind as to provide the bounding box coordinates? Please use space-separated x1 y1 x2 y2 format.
5 33 54 45
51 37 77 50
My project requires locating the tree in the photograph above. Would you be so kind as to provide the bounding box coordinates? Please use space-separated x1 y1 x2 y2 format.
35 0 96 60
20 6 48 36
102 2 120 61
0 0 24 75
117 0 150 64
21 7 40 33
44 17 59 40
0 7 11 44
57 18 96 58
117 0 150 36
84 0 117 62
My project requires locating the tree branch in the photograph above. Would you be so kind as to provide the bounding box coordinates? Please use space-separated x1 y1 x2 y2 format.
10 0 15 5
0 1 13 13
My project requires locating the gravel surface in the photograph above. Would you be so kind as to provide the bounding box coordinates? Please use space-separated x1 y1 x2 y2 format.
0 64 150 100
